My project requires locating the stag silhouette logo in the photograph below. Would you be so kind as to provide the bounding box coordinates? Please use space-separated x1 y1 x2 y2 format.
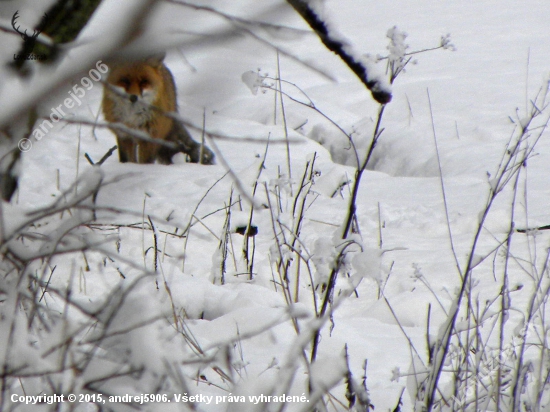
12 10 48 61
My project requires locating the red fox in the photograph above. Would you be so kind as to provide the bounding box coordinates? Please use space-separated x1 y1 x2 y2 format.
102 55 214 165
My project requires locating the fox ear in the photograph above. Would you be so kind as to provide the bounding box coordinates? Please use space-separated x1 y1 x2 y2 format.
145 53 166 68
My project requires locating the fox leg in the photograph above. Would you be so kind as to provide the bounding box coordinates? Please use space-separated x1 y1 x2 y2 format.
117 136 137 163
137 141 160 164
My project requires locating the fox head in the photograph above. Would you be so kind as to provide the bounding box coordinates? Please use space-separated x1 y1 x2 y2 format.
106 55 167 125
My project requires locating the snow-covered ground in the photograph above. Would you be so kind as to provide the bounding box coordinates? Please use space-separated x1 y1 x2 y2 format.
2 0 550 410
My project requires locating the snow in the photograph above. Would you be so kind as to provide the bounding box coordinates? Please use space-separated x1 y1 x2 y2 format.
2 0 550 410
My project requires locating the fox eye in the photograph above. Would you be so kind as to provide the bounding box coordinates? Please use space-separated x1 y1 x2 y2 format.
118 77 130 88
139 79 150 88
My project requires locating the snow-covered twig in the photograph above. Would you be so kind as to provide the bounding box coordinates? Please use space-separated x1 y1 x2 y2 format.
286 0 392 104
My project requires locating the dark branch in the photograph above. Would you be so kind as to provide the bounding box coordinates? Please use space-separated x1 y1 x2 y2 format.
286 0 392 104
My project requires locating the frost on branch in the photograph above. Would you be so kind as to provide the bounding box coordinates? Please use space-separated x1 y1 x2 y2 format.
386 26 409 66
241 70 268 95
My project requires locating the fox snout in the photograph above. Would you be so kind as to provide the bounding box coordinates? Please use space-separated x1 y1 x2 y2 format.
129 94 138 103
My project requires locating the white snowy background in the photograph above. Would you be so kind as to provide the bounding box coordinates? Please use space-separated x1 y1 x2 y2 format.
1 0 550 411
